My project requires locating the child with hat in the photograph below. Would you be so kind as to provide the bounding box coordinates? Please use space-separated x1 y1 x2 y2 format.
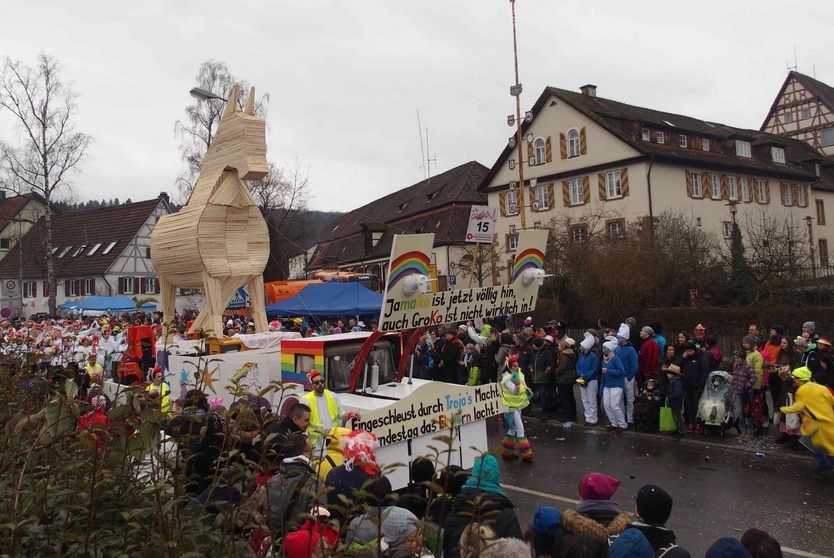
630 484 690 556
560 472 630 544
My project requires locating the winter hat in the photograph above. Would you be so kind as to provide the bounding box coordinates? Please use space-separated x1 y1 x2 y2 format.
603 340 618 354
283 530 324 558
617 323 630 340
742 335 758 348
463 454 504 495
803 321 816 334
531 506 561 535
524 316 533 325
309 369 323 383
733 348 747 359
791 366 812 383
608 528 654 558
771 325 785 336
507 354 519 365
635 484 673 525
564 337 575 347
410 456 435 484
544 335 554 344
578 472 620 500
380 506 421 549
625 317 637 326
706 537 752 558
580 332 595 352
641 326 654 337
740 528 783 558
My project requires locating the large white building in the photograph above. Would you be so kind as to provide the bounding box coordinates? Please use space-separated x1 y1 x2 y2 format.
480 84 834 280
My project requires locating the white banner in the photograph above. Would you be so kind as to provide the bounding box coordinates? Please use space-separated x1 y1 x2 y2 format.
464 205 497 243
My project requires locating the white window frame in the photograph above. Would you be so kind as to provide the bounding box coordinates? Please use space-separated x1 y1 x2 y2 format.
772 147 786 164
567 128 580 158
735 140 751 158
101 241 118 255
641 128 650 141
701 138 710 151
72 244 87 257
87 243 102 256
605 170 622 199
782 183 793 206
143 277 157 294
58 246 72 258
506 189 518 215
796 184 807 207
23 281 37 298
607 220 626 239
691 173 702 198
722 221 733 240
570 224 588 242
507 234 519 251
120 277 135 295
679 134 688 148
655 131 665 144
67 280 79 297
534 183 548 209
727 176 738 201
756 179 768 203
83 278 95 296
569 177 583 206
534 137 546 165
822 127 834 147
710 174 721 200
741 177 751 202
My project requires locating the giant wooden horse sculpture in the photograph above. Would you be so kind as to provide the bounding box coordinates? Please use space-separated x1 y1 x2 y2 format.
151 85 269 340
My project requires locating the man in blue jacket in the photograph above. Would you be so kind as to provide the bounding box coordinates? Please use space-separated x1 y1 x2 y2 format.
617 323 639 428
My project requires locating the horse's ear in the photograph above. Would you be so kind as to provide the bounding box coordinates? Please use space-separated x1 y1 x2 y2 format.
223 84 240 117
244 87 255 115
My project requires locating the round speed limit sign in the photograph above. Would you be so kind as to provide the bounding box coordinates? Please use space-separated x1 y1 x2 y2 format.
5 280 15 291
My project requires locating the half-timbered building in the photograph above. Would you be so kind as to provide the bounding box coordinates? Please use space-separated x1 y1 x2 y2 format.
761 71 834 158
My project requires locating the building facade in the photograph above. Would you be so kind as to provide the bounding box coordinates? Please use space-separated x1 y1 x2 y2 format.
480 85 834 277
761 71 834 158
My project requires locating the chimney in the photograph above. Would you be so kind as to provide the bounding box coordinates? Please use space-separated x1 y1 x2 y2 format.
580 84 597 97
0 191 6 201
158 191 169 201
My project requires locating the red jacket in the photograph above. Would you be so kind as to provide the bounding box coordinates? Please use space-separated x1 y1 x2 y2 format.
638 338 660 379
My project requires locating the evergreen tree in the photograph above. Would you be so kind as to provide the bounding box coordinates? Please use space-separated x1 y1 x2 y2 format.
726 222 755 303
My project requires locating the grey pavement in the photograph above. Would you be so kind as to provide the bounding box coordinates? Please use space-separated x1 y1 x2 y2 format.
487 418 833 557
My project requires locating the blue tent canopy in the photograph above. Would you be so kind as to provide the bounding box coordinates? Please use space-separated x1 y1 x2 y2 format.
58 295 157 312
265 282 382 317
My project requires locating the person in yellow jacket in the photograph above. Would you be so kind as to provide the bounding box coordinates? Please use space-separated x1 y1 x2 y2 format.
84 354 104 384
301 369 358 448
780 379 834 473
145 367 171 414
500 354 534 461
315 426 352 479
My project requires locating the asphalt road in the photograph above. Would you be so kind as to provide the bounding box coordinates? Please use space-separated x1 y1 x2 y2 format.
486 418 833 557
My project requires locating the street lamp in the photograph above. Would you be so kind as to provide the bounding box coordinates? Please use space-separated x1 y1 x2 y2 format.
189 87 226 102
508 0 528 231
726 200 739 226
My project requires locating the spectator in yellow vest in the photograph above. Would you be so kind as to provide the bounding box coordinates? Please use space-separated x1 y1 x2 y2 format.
146 367 171 414
301 369 359 447
84 354 104 384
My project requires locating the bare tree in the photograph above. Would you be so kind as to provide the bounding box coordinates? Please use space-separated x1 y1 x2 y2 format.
250 161 310 281
0 54 91 314
449 243 505 287
174 60 268 200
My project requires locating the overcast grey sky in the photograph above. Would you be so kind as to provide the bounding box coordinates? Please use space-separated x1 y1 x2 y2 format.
0 1 831 211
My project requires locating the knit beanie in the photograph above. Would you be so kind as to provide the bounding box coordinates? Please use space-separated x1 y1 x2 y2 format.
580 332 595 352
803 321 816 334
609 528 654 558
706 537 753 558
742 335 757 348
771 325 785 336
463 454 504 495
635 484 673 525
531 506 561 535
617 323 630 340
380 506 420 549
283 530 323 558
740 528 783 558
578 472 620 500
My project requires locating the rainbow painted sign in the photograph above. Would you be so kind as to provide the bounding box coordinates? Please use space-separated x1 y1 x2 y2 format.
377 230 548 332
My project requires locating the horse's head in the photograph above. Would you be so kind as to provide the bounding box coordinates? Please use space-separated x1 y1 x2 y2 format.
206 84 268 181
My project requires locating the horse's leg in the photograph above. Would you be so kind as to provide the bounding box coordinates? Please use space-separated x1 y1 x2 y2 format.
202 273 224 338
246 275 268 333
159 275 177 344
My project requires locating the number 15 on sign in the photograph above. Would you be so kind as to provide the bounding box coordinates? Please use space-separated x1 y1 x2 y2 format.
465 205 498 244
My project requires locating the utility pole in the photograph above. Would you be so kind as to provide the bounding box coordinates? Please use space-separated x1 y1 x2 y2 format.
509 0 527 230
806 216 816 279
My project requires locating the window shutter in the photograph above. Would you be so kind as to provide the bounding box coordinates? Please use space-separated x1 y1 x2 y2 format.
133 277 140 294
582 175 590 203
547 182 555 209
33 282 37 298
528 186 537 211
803 185 809 207
117 278 123 295
562 180 570 207
545 136 552 163
154 278 160 294
702 172 710 196
598 173 607 200
720 175 728 200
765 181 771 204
580 126 587 154
65 280 70 295
90 278 96 295
744 178 752 203
527 141 534 162
620 168 630 197
685 171 694 197
791 184 798 206
559 133 567 159
499 192 507 216
140 277 147 294
74 280 81 296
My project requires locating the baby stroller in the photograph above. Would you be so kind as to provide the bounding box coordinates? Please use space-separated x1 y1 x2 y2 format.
697 370 735 437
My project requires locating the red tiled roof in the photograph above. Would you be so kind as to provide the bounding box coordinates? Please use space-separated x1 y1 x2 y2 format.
0 194 41 234
0 197 167 279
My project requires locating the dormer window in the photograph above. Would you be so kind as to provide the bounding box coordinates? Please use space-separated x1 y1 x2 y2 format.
101 241 118 255
679 134 688 148
655 131 665 144
641 128 650 141
397 202 408 212
58 246 72 258
701 139 710 152
426 190 439 203
735 140 751 158
771 147 786 164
